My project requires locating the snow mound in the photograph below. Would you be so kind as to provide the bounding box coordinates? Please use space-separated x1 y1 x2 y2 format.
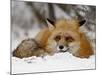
12 52 95 74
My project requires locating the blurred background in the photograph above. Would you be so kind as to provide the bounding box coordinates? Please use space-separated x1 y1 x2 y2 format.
11 0 96 51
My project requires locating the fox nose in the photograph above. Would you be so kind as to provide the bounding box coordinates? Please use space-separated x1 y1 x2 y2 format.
59 45 64 49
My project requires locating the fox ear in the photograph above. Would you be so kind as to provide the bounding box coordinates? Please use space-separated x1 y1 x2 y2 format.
46 18 55 31
79 19 86 26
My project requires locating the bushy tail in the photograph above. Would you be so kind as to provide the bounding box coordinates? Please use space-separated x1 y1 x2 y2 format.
12 38 40 58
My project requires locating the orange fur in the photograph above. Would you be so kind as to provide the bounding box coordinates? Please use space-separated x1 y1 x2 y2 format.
77 33 94 58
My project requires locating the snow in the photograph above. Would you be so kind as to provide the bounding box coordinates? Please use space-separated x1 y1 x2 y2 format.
12 52 95 74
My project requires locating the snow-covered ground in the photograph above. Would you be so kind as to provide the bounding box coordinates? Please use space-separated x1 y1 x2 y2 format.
12 52 95 74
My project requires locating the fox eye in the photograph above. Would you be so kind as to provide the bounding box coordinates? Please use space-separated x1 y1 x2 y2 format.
65 37 74 42
54 35 61 41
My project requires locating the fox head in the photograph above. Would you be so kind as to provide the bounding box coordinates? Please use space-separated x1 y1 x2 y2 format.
46 18 86 54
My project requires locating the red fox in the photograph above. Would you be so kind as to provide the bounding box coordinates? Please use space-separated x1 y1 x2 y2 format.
13 18 94 58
